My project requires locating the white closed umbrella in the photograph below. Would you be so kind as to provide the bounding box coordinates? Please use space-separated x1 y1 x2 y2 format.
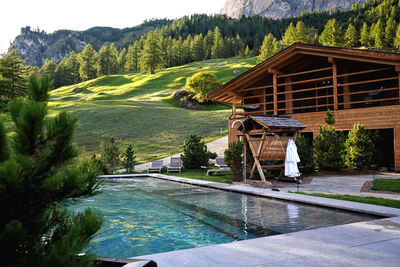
285 139 300 178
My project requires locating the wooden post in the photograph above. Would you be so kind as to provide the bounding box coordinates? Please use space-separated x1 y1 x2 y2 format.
273 73 278 115
329 57 338 110
285 77 293 114
342 65 351 109
395 65 400 104
394 127 400 172
232 96 237 118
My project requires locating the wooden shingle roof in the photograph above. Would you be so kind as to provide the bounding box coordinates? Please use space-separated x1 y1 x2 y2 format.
238 115 306 130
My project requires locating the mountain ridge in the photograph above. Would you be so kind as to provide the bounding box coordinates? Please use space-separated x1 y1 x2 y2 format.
9 20 171 66
219 0 369 19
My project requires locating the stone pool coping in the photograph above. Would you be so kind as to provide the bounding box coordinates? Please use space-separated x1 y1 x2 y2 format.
100 174 400 218
100 174 400 266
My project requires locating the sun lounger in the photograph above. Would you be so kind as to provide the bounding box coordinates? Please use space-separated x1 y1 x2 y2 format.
215 157 231 171
207 157 231 176
167 157 182 173
147 160 163 173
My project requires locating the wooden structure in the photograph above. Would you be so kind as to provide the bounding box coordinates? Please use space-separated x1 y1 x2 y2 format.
207 43 400 171
237 115 305 181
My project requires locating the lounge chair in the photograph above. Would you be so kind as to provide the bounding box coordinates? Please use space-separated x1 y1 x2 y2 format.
207 157 231 176
215 158 229 169
167 157 182 173
147 160 163 173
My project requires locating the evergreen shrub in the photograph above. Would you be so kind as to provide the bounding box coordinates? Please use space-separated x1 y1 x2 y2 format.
0 75 103 266
224 141 243 177
295 134 315 172
181 134 217 169
344 123 374 168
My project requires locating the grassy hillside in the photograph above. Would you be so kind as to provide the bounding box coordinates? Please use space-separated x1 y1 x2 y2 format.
49 57 256 162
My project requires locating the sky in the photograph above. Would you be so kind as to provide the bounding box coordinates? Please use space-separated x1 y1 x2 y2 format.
0 0 227 53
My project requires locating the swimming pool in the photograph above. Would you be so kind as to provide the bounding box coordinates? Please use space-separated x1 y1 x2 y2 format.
68 177 378 258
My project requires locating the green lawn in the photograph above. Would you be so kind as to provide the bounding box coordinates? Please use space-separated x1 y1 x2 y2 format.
293 192 400 209
39 57 256 162
165 168 233 183
372 179 400 193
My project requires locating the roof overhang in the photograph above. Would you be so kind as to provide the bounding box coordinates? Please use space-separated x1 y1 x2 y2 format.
207 43 400 103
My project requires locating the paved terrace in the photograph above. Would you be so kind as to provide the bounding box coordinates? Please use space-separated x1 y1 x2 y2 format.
102 174 400 267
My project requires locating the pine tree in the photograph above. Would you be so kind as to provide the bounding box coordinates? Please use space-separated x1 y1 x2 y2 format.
211 26 224 59
252 38 261 56
0 49 28 103
344 123 374 169
369 22 376 47
313 110 345 170
318 19 343 46
98 44 118 76
394 23 400 50
41 58 57 84
125 42 140 72
101 137 120 173
78 44 98 81
281 22 297 46
257 33 280 63
295 134 315 172
203 30 214 60
65 51 81 84
344 23 358 48
139 31 164 74
0 75 103 266
235 34 245 56
123 145 136 173
385 17 397 47
182 35 192 63
191 34 205 62
360 22 370 46
374 19 385 49
117 48 127 73
295 21 311 43
181 134 217 169
54 58 67 88
171 37 184 66
244 45 250 56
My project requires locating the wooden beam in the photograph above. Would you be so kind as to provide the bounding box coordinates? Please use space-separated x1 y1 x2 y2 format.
277 75 333 87
277 94 333 103
237 84 274 92
338 76 398 87
330 58 338 110
277 66 333 78
340 97 399 106
268 68 284 75
246 134 267 182
273 74 278 115
298 50 400 66
337 87 397 97
337 67 392 78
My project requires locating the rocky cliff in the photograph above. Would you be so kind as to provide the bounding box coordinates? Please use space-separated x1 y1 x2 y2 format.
220 0 369 19
9 20 171 66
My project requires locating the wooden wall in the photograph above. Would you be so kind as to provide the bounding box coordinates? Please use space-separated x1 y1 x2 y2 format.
229 105 400 171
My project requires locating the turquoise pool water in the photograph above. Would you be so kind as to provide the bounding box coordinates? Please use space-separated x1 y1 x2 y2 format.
68 177 377 258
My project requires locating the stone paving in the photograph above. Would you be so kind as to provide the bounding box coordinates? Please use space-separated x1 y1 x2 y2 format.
280 173 400 200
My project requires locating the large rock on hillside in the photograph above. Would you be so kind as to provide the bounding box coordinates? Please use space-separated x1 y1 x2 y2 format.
220 0 369 19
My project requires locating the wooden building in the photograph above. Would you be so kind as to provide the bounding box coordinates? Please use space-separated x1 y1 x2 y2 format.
207 43 400 171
